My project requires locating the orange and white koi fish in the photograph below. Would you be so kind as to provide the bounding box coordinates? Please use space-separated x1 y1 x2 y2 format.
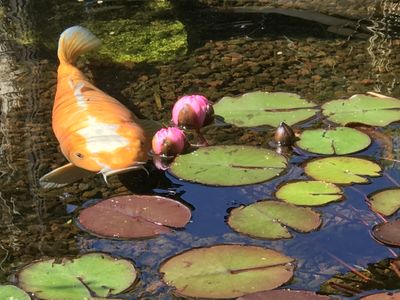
40 26 159 188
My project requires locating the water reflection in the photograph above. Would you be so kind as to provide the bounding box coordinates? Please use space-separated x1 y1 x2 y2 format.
0 0 399 298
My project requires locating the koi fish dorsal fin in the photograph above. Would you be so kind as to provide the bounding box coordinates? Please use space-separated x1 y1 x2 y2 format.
58 26 101 65
39 163 94 189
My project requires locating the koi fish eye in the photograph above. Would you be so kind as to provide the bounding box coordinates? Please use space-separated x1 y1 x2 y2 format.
75 152 84 159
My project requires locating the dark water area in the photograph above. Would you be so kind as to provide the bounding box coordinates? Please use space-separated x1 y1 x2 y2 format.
0 0 400 299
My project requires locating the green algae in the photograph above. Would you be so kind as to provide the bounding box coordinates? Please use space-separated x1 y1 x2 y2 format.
85 18 187 63
29 0 187 64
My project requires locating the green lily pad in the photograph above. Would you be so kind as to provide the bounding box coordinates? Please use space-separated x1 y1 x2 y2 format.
160 244 294 299
296 127 371 155
169 145 287 186
77 195 191 239
275 181 343 206
227 201 322 239
372 220 400 247
368 188 400 217
214 91 318 127
0 285 30 300
322 94 400 126
17 253 137 300
304 156 381 184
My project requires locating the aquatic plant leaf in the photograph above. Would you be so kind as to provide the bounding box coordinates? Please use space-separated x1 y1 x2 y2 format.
372 220 400 247
0 285 30 300
159 244 294 299
296 127 371 155
322 94 400 126
368 188 400 217
77 195 191 239
238 289 332 299
169 145 287 186
304 156 381 184
17 253 137 300
275 181 343 206
360 292 400 299
213 91 318 127
227 201 321 239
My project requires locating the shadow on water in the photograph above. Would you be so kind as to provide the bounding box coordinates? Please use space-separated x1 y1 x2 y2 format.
0 0 400 299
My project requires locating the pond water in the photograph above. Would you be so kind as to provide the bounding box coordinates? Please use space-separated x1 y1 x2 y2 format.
0 0 400 299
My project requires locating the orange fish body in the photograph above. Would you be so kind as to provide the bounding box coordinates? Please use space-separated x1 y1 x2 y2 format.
52 26 148 175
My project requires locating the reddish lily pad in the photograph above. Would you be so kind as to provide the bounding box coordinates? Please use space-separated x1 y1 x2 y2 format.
227 201 322 239
238 289 332 300
360 292 400 299
77 195 191 239
372 220 400 247
160 244 294 299
368 188 400 217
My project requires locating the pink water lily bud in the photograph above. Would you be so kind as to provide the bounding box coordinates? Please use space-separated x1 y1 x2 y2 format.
152 127 186 157
172 95 214 129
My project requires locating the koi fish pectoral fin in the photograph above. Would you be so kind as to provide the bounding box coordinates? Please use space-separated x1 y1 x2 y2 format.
39 163 95 189
101 163 149 185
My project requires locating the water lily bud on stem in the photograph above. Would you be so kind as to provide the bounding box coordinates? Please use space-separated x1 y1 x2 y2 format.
152 127 187 157
274 122 296 146
172 95 214 129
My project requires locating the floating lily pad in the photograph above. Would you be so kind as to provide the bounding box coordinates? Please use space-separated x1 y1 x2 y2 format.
368 188 400 217
372 220 400 247
238 289 332 300
0 285 30 300
169 145 287 186
304 156 381 184
360 292 400 299
160 244 294 299
17 253 137 300
296 127 371 155
77 195 191 239
214 91 318 127
275 181 343 206
322 94 400 126
227 201 322 239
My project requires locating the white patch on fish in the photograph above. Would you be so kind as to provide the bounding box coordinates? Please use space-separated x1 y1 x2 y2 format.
77 116 129 153
68 78 87 108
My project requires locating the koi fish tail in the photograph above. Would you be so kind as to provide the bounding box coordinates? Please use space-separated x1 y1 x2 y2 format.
57 26 101 65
